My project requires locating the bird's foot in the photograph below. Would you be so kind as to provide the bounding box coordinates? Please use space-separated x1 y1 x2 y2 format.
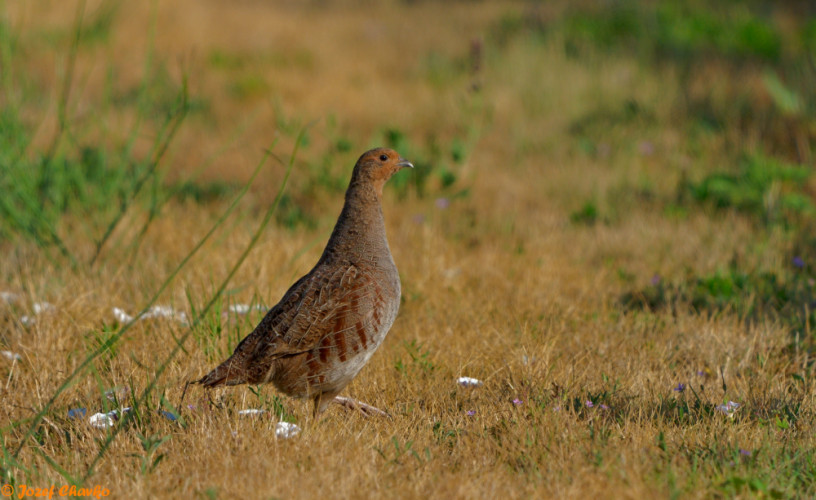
333 396 391 418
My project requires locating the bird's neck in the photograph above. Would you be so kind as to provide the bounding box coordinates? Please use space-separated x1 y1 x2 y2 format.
322 180 390 265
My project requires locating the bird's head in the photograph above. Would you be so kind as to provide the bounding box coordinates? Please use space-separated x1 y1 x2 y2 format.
351 148 413 195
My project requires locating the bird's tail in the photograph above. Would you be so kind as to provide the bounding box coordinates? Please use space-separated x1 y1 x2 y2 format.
196 358 247 388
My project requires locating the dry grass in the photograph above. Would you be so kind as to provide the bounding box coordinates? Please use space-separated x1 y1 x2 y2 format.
2 1 815 499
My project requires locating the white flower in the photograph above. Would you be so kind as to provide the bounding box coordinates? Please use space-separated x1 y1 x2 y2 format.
228 304 267 315
229 304 251 314
1 350 22 361
32 302 54 314
238 409 265 416
112 307 134 323
275 421 301 439
144 305 188 325
89 412 115 429
112 305 189 325
89 407 131 429
715 401 741 418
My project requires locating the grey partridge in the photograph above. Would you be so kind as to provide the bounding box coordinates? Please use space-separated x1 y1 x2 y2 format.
197 148 412 417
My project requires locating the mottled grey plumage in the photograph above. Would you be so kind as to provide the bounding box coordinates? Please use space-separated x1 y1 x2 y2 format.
197 148 412 416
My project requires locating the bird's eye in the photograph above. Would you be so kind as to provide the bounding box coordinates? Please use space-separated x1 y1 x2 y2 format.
379 154 388 162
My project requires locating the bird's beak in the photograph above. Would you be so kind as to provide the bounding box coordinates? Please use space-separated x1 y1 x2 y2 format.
396 158 414 169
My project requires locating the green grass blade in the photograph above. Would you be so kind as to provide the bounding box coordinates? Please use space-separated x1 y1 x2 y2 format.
10 138 275 464
81 128 306 481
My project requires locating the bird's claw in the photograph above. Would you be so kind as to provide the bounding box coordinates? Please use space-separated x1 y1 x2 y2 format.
333 396 391 418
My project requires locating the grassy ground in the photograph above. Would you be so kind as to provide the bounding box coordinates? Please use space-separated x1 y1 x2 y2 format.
2 0 816 498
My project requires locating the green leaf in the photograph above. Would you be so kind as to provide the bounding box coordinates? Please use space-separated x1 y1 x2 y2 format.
762 71 802 115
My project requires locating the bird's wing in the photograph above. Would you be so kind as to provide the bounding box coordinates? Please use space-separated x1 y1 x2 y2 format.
234 262 374 362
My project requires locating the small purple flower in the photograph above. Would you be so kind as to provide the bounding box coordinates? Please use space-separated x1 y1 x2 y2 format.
793 256 805 269
599 404 609 410
673 383 686 392
553 406 561 412
435 198 450 210
512 398 523 406
466 410 476 416
187 404 197 411
696 370 705 377
638 141 655 156
739 449 751 456
585 400 594 408
650 274 661 286
68 408 87 419
160 410 177 421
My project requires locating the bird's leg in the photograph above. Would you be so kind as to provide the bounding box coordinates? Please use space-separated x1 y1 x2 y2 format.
333 396 391 418
313 392 336 418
